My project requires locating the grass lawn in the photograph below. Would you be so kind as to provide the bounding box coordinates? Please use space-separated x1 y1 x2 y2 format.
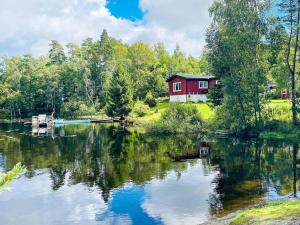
131 100 215 125
229 200 300 225
131 99 293 126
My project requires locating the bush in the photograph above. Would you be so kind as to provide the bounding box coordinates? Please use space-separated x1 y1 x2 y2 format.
263 120 294 133
132 101 150 117
147 103 203 134
144 92 157 108
207 83 223 106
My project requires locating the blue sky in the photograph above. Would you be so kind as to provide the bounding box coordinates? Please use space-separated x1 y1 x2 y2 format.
106 0 144 21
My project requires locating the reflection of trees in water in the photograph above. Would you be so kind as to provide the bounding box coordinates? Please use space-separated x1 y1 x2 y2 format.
0 123 299 211
49 167 67 191
0 124 199 202
207 139 300 216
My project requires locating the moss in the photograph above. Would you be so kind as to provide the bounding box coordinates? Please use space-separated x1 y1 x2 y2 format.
230 200 300 225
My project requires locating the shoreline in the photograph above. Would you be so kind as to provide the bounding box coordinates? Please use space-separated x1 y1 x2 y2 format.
202 199 300 225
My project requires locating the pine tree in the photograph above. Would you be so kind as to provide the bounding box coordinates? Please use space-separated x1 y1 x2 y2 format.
49 40 66 65
106 67 133 119
97 29 114 105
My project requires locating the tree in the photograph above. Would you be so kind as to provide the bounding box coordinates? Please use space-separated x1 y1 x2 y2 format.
106 67 133 119
206 0 269 131
49 40 66 65
207 82 224 106
96 29 114 105
279 0 300 126
128 42 157 99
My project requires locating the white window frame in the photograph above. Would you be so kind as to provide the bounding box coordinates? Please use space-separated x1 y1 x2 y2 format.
199 81 208 89
173 82 182 92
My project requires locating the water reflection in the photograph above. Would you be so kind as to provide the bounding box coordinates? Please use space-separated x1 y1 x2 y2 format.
0 123 299 225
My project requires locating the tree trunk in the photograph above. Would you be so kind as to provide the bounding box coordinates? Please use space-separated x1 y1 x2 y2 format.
292 143 298 197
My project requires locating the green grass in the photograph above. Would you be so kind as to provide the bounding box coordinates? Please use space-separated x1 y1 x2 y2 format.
230 200 300 225
131 99 292 127
266 100 291 122
131 100 215 125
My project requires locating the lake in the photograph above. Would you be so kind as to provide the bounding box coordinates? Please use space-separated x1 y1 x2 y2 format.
0 123 299 225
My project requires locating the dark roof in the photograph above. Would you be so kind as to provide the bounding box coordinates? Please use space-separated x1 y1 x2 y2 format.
166 73 216 82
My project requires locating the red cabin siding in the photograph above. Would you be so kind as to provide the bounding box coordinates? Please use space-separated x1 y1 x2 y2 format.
168 77 187 95
168 77 217 95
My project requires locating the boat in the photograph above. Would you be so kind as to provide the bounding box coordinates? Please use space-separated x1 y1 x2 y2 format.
53 119 91 125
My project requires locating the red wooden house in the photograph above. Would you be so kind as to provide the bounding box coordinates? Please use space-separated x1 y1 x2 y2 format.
167 74 218 102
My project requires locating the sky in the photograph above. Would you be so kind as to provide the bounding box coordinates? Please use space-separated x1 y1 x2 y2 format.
0 0 215 57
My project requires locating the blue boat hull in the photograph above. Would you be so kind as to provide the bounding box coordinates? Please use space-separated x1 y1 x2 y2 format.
54 119 91 125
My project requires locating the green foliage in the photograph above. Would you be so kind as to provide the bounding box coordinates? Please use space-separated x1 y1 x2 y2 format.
147 103 203 134
260 120 300 141
230 200 300 225
132 101 150 117
207 83 223 106
61 100 96 118
106 67 133 118
49 40 66 65
207 0 270 131
0 163 26 192
0 30 209 119
144 92 157 108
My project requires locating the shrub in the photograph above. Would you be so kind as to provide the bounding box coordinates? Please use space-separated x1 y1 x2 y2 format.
132 101 150 117
207 83 223 106
147 103 203 134
144 92 157 108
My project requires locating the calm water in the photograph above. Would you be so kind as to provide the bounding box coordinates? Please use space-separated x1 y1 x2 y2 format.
0 123 299 225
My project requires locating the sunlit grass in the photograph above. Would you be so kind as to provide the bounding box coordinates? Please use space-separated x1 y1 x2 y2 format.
131 100 215 125
230 200 300 225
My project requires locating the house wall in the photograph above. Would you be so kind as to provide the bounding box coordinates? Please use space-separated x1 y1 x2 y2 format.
189 94 208 102
169 94 208 103
170 95 187 102
168 77 217 95
168 77 218 103
168 77 187 96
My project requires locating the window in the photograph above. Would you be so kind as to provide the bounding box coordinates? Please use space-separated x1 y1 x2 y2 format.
173 82 182 92
199 81 208 89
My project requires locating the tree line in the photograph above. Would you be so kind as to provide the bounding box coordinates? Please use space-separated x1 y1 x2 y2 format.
206 0 300 132
1 0 300 133
0 30 208 119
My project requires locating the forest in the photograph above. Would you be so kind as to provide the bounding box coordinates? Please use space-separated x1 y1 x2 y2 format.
0 30 208 119
0 0 300 134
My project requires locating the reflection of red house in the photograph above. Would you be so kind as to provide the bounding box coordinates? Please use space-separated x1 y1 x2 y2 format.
166 74 218 102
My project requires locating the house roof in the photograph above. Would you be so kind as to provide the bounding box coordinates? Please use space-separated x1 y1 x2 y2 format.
166 73 216 82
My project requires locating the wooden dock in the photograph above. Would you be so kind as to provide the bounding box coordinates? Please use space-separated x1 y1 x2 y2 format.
91 119 114 123
91 119 134 126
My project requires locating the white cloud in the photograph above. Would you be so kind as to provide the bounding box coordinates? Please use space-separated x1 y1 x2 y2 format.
0 0 214 57
142 162 218 225
0 171 107 225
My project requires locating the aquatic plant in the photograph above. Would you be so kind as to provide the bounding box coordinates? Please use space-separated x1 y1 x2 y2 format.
0 163 26 192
